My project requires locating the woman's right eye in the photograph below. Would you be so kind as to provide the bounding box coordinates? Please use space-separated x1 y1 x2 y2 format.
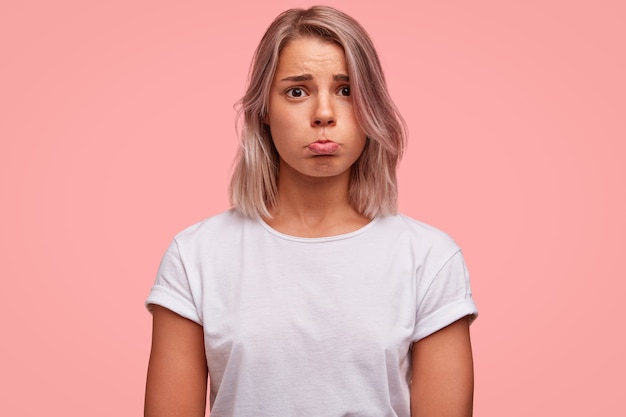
286 88 307 98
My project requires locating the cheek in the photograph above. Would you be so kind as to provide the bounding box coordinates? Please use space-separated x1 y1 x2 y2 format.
268 105 298 132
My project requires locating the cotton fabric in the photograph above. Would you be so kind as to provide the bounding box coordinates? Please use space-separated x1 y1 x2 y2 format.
146 209 477 417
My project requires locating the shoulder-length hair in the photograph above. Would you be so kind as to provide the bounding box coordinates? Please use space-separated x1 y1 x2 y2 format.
229 5 407 219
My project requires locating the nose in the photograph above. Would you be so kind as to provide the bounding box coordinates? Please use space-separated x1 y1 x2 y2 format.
312 94 335 126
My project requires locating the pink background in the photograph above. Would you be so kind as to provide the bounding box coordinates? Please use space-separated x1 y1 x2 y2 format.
1 0 624 415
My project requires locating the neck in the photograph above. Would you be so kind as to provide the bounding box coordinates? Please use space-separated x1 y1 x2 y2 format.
265 165 370 237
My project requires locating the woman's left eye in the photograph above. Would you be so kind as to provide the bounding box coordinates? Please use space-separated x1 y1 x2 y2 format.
338 86 351 96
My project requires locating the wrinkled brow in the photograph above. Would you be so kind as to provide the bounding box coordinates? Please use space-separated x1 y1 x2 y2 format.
280 74 350 82
280 74 312 82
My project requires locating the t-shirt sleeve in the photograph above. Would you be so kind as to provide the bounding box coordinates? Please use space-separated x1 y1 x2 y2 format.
412 249 478 342
145 239 202 325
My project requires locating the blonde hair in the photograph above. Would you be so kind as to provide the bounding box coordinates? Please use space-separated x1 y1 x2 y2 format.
229 5 407 218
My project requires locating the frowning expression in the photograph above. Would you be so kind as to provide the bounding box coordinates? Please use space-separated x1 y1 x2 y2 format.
267 37 367 181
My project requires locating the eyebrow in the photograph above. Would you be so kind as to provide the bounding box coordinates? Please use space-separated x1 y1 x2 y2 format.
280 74 350 82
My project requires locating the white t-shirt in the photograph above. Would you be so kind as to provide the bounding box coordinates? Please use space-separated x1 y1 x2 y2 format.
146 209 477 417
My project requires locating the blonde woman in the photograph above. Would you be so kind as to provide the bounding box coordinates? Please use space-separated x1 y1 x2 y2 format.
145 6 477 417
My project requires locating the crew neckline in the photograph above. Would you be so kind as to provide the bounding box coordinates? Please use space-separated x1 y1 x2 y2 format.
258 216 379 243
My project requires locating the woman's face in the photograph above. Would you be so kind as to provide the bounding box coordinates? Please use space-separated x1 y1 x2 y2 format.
267 37 366 182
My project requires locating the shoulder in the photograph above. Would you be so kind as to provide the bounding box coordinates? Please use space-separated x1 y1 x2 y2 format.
175 208 248 237
369 213 464 281
172 208 252 248
375 213 460 254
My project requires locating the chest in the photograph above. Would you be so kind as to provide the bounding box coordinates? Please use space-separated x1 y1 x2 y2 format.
197 239 418 366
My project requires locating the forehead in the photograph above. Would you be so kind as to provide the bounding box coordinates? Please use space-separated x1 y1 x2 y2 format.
275 37 347 75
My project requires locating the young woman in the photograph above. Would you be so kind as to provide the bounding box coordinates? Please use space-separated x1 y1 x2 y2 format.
145 6 477 417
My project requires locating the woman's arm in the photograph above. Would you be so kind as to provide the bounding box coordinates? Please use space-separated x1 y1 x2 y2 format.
411 316 474 417
145 305 208 417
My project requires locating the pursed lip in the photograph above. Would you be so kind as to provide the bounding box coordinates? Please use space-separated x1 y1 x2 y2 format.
307 139 339 155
